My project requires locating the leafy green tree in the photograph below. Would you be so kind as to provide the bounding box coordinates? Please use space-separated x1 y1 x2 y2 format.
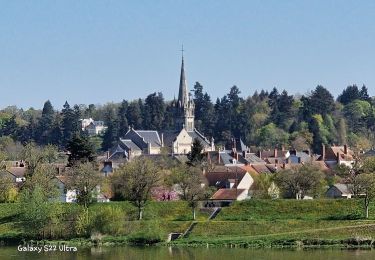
256 123 289 149
19 185 61 239
274 164 325 199
22 164 60 199
102 106 119 151
0 174 17 202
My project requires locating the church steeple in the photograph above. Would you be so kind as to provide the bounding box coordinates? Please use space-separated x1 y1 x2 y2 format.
177 47 188 109
176 46 195 131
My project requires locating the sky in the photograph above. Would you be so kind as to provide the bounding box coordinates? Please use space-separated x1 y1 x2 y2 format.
0 0 374 109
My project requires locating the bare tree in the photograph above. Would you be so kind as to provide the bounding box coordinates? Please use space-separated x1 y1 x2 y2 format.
353 174 375 218
170 165 206 220
65 162 102 208
111 157 161 220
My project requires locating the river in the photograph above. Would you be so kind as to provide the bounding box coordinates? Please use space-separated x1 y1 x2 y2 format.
1 246 375 260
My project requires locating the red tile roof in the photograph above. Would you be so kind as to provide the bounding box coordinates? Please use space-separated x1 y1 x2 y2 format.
210 188 247 200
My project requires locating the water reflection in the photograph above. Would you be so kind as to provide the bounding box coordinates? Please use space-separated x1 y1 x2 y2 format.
0 246 374 260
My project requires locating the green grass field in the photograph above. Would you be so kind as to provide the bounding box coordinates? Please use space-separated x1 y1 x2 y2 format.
1 199 375 247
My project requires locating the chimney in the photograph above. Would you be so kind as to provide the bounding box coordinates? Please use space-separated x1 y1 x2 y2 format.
106 151 110 160
259 151 262 159
344 144 348 155
211 137 215 151
274 148 278 158
236 152 239 162
128 148 132 160
321 144 326 161
337 152 340 164
218 152 221 164
148 142 152 154
161 133 164 147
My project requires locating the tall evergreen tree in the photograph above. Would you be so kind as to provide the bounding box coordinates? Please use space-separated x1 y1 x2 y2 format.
143 92 165 130
117 100 129 138
126 100 143 129
36 100 55 145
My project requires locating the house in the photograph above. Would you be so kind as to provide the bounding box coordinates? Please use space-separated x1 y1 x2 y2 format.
81 118 107 136
55 176 110 203
362 149 375 158
56 176 77 203
108 54 213 161
320 144 354 168
210 188 248 205
326 184 353 199
0 166 27 185
205 166 253 206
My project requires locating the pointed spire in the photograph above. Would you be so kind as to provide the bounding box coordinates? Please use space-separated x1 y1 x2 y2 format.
178 45 188 108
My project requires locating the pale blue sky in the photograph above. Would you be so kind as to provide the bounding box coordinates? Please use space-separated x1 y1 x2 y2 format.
0 0 374 109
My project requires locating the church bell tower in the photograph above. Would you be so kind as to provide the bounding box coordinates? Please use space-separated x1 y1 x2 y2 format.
176 48 195 131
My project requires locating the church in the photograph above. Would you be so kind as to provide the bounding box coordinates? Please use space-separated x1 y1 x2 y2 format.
108 54 214 161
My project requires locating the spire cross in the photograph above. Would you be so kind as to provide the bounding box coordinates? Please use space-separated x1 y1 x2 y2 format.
181 45 185 58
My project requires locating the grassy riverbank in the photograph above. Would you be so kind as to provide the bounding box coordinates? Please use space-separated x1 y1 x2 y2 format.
1 199 375 248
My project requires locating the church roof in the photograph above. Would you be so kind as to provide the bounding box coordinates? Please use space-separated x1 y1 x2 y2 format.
136 130 162 147
187 129 211 146
119 139 141 151
177 54 188 108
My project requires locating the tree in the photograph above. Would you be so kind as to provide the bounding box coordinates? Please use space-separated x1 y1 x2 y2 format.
0 174 17 203
301 85 334 118
102 106 119 151
111 157 161 220
65 162 102 208
187 139 204 166
66 133 96 166
274 164 325 199
61 101 80 146
22 164 60 199
143 92 165 130
256 123 289 149
251 174 275 199
170 165 206 220
337 85 361 105
126 100 143 129
36 100 55 145
117 100 129 138
19 185 61 239
353 174 375 218
21 143 58 177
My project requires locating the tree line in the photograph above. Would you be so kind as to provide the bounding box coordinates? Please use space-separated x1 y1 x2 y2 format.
0 84 374 153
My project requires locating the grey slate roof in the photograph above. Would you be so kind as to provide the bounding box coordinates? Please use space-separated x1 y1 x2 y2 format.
119 139 141 151
333 184 352 195
187 129 211 146
244 153 266 164
136 130 162 147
